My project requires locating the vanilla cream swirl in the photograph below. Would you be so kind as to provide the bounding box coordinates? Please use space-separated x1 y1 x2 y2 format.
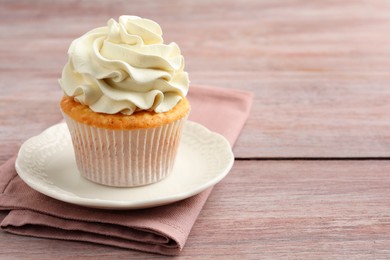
59 16 189 115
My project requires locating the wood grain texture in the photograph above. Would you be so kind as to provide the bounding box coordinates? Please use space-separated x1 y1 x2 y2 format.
1 0 390 258
1 0 390 160
1 160 390 259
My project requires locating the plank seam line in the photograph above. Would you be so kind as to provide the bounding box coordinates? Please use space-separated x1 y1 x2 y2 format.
235 157 390 161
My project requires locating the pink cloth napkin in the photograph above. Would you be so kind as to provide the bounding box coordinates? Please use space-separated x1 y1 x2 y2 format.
0 85 252 255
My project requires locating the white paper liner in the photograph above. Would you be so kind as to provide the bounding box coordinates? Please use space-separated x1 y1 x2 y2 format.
62 113 187 187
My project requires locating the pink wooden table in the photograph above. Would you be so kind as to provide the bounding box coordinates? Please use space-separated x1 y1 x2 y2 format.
1 0 390 258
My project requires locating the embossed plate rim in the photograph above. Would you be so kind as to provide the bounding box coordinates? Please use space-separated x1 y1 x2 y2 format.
15 121 234 209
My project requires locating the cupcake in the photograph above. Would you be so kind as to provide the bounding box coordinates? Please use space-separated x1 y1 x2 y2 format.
59 16 190 187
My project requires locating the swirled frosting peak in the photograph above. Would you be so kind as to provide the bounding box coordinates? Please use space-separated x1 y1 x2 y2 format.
59 15 189 115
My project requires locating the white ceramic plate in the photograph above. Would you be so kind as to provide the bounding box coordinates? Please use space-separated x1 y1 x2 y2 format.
15 121 234 210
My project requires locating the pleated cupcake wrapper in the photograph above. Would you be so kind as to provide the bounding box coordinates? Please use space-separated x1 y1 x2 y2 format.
62 113 187 187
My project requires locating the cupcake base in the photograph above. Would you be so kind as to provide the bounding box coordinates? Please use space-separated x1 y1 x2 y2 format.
63 113 187 187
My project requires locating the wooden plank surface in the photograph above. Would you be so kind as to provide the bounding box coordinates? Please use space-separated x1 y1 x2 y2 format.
1 160 390 259
1 0 390 161
1 0 390 258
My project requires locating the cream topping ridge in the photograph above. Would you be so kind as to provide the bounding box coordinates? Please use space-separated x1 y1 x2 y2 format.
59 15 189 115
